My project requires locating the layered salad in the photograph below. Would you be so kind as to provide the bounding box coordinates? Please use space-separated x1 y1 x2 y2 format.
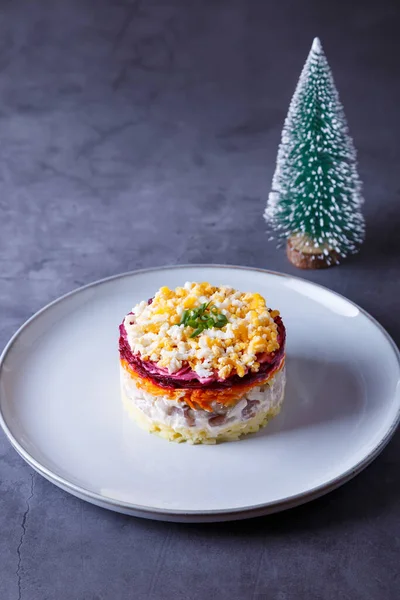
119 282 286 444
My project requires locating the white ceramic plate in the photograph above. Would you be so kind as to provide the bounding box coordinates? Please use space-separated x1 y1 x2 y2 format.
1 266 399 522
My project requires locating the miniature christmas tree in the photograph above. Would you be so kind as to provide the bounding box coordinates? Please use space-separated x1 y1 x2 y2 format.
264 37 365 269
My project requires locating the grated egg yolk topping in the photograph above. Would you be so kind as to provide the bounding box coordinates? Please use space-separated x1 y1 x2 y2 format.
124 282 280 380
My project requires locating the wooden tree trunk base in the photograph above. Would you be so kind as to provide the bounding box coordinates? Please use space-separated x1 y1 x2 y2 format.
286 236 340 270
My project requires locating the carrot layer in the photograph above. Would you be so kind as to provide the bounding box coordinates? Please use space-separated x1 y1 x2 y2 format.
120 357 285 411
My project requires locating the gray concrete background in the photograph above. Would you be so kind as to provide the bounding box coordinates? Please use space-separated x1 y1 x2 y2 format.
1 0 399 598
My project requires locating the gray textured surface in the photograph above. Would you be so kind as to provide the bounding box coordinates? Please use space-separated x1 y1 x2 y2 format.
1 1 400 598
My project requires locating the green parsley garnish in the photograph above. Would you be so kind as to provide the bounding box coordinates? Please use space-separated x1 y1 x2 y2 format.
179 302 228 337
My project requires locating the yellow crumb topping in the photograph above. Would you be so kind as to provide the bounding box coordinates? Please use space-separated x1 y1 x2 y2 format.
124 282 280 380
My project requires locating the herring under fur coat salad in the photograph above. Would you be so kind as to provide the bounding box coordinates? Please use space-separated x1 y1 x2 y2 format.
119 282 286 444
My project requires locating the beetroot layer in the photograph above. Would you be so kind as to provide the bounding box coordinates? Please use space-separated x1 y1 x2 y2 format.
119 315 286 391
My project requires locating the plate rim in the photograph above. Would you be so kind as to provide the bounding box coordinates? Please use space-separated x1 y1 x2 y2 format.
1 263 400 521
